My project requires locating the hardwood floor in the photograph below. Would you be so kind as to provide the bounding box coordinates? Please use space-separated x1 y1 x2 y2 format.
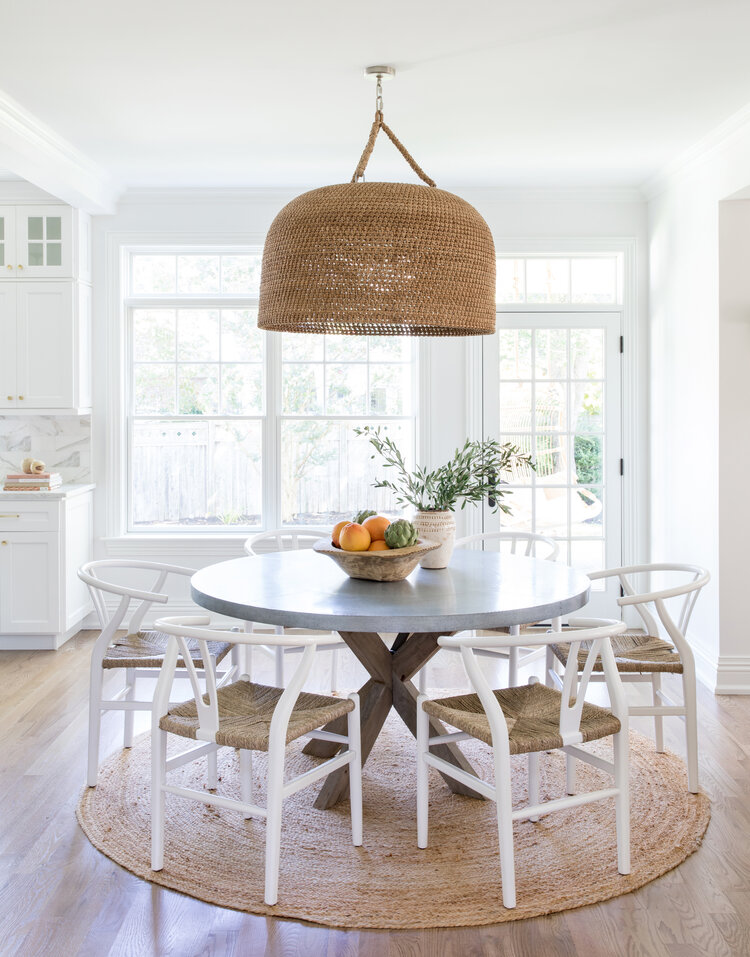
1 630 749 957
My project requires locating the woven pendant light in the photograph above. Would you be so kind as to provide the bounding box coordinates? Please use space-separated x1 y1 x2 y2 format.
257 68 496 337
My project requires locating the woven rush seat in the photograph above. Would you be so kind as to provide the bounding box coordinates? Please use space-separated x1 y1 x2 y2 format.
551 633 683 674
160 680 355 751
423 682 620 755
102 630 232 670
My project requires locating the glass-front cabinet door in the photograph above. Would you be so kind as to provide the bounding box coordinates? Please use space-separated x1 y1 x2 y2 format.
0 206 72 278
0 207 15 276
11 206 72 278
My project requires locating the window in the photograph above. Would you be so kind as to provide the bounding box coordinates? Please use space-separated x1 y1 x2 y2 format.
125 249 418 531
496 256 621 305
483 251 626 616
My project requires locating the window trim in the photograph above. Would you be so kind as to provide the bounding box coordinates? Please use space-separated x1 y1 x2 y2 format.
106 236 424 538
465 239 643 574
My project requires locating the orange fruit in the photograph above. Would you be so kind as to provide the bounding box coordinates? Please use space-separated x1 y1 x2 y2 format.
332 520 350 548
362 515 390 541
368 540 390 551
339 523 371 552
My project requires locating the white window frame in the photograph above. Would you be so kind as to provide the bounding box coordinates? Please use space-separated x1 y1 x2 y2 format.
102 233 426 542
465 238 643 571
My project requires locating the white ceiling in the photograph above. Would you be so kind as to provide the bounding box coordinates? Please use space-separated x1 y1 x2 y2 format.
2 0 750 191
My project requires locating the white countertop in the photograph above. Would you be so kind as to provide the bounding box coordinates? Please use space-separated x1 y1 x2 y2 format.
0 483 95 500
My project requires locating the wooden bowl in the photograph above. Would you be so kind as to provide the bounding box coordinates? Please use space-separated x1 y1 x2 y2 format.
313 538 440 582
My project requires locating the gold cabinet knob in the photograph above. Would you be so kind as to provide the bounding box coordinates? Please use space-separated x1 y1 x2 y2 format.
17 264 23 270
18 395 24 400
5 265 11 270
1 541 7 546
6 396 12 401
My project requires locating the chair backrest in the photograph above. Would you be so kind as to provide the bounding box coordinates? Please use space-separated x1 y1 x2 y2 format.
454 530 560 561
589 563 710 658
244 527 330 556
77 560 197 660
438 619 628 752
152 616 322 750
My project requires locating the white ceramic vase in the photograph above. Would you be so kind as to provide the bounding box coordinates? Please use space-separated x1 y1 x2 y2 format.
412 510 456 568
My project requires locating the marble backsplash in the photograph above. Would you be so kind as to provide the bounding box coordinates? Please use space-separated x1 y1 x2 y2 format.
0 415 91 483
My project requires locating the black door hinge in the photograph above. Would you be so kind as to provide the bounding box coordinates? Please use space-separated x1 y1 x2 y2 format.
620 458 624 476
619 335 624 354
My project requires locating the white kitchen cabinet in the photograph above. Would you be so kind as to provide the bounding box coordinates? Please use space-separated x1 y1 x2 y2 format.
0 205 90 281
0 486 94 649
0 281 91 412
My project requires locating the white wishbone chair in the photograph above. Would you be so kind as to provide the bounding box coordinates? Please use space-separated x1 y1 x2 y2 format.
150 616 363 906
425 531 561 691
548 563 710 793
244 528 346 692
416 619 630 909
78 560 239 788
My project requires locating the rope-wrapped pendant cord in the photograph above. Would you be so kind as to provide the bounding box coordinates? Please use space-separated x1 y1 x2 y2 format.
352 110 437 187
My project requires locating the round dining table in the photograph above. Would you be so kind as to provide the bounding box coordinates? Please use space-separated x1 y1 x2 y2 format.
191 549 590 809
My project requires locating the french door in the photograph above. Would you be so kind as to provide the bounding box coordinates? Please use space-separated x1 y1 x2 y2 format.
482 311 622 617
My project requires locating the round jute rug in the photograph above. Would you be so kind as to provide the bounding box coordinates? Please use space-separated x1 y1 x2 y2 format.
77 715 710 928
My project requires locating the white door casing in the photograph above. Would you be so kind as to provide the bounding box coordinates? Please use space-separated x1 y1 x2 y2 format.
483 311 622 617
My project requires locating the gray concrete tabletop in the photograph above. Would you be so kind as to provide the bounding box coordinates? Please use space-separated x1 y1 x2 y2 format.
191 548 591 633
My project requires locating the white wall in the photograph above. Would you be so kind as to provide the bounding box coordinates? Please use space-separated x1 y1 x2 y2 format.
647 114 750 692
718 200 750 692
89 187 647 615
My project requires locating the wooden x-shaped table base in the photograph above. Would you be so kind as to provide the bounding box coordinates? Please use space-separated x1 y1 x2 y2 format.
303 630 484 809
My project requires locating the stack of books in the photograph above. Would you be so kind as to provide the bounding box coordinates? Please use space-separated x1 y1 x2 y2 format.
3 471 63 491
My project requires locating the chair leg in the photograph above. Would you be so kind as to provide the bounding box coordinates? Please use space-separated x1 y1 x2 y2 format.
240 749 253 819
545 646 556 688
123 668 136 748
87 667 104 787
274 646 284 688
151 728 167 871
527 751 540 822
330 648 339 695
347 693 363 846
651 673 664 752
494 755 516 909
508 646 519 687
683 671 699 794
418 667 427 694
566 752 577 795
241 620 253 680
264 744 286 906
207 748 218 790
416 694 430 849
508 623 520 686
613 728 631 874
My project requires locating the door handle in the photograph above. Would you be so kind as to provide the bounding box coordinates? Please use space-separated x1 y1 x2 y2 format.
0 514 20 519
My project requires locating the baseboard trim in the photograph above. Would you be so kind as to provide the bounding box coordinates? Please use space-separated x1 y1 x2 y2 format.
715 656 750 695
0 620 83 651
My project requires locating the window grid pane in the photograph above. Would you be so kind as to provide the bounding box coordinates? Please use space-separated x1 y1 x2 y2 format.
496 256 620 304
127 250 418 531
497 324 605 577
280 333 417 524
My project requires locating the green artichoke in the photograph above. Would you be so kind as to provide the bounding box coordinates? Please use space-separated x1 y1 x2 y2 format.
352 509 377 525
384 519 418 549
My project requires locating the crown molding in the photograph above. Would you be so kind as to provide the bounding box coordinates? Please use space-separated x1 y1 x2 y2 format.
0 88 121 213
118 184 646 208
118 186 310 206
641 102 750 201
454 186 646 205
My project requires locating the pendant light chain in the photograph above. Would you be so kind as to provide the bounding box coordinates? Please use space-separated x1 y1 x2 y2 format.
351 77 437 187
